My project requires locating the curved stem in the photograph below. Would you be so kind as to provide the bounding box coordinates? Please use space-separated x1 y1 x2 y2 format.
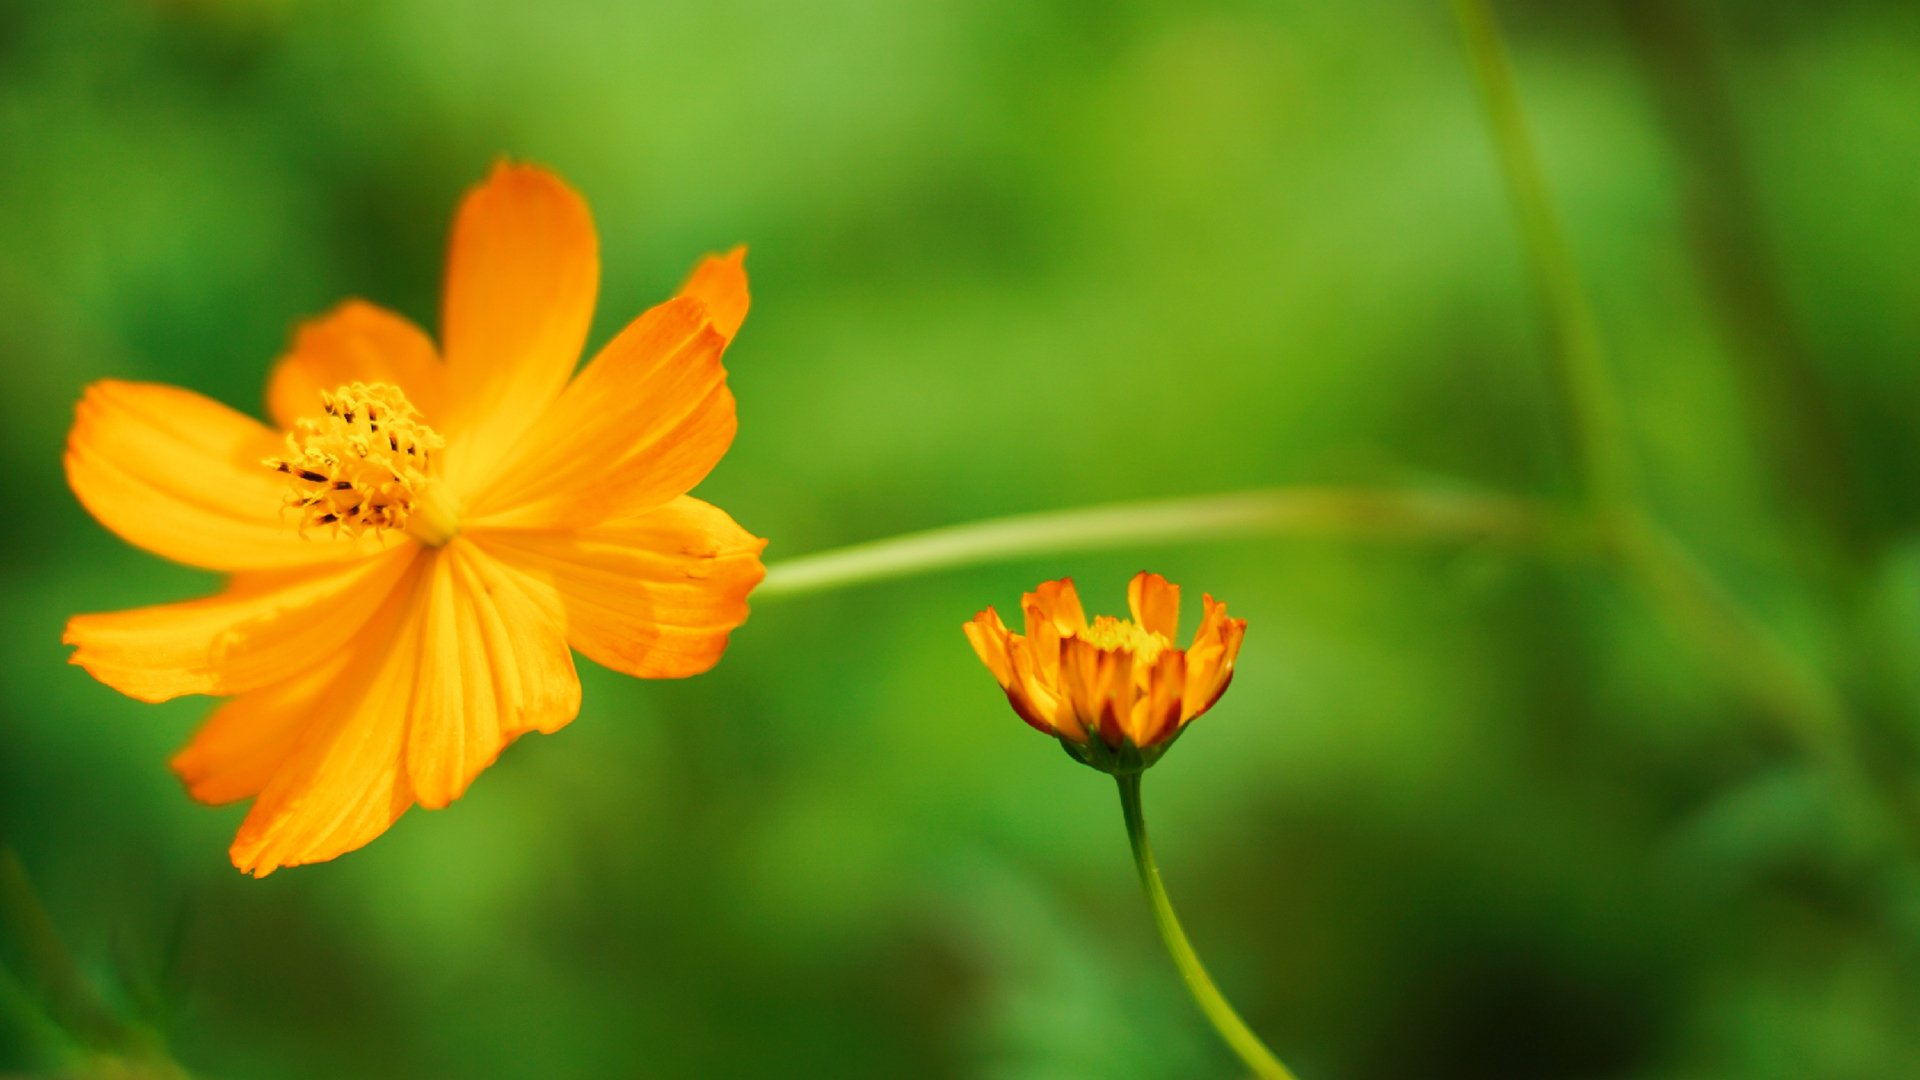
757 486 1570 600
1117 774 1299 1080
1611 514 1920 854
1451 0 1632 511
0 850 190 1078
1448 0 1916 855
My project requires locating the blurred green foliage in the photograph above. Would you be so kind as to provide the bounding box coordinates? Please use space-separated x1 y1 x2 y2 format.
4 0 1919 1077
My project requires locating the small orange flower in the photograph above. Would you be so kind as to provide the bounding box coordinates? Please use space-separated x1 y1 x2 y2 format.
63 162 765 875
964 573 1247 773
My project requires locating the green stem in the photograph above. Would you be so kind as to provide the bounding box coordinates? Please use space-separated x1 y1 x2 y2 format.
1451 0 1631 510
0 850 121 1052
0 850 189 1077
1612 514 1854 769
1117 773 1299 1080
1449 0 1920 853
757 486 1570 600
1614 0 1862 565
1612 515 1920 854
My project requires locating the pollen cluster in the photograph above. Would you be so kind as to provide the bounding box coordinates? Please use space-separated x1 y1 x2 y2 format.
1080 614 1172 665
265 382 445 539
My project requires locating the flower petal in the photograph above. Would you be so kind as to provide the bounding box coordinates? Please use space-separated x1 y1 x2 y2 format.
64 545 417 703
1061 637 1126 746
963 607 1015 686
229 561 430 876
1127 571 1181 642
438 162 598 493
1024 579 1088 638
471 496 765 679
1020 581 1082 688
170 656 346 805
1182 594 1246 722
966 607 1060 737
265 300 445 431
66 381 380 571
1136 648 1187 747
1100 645 1140 747
405 540 580 810
1007 634 1073 740
465 295 736 528
676 247 750 343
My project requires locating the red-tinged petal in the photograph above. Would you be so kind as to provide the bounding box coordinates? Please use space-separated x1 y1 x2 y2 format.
1100 645 1140 747
438 162 598 492
470 496 765 679
1182 595 1246 721
1008 635 1073 740
66 381 382 571
964 607 1015 686
65 545 417 703
1137 649 1187 747
265 300 445 430
1061 637 1122 747
464 296 736 527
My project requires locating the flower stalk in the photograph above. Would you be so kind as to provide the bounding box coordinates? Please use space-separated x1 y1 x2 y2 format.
1450 0 1630 512
760 486 1568 601
0 850 190 1077
1117 774 1298 1080
1446 0 1917 857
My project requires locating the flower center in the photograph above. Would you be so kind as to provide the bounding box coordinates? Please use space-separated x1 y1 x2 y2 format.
264 382 458 546
1079 615 1171 664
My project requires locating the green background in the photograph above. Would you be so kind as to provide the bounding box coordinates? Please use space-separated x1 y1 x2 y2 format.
4 1 1919 1076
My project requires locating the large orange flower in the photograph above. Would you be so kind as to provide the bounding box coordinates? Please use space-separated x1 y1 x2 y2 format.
63 163 766 875
964 573 1245 773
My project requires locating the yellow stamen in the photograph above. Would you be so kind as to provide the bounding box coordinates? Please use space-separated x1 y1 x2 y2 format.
1079 614 1170 664
264 382 457 546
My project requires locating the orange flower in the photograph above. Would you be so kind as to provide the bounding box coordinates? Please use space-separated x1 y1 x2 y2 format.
63 162 766 875
963 573 1246 773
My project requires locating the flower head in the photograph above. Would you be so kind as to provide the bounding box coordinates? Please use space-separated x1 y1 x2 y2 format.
964 573 1246 774
63 162 766 875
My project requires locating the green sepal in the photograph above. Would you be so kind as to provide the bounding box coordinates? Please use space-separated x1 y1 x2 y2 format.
1057 728 1185 776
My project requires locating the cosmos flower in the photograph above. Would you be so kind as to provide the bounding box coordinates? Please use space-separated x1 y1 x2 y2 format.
63 162 765 875
963 573 1245 774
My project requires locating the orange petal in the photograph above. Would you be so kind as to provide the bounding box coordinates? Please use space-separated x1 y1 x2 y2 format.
1023 578 1088 637
464 296 736 527
471 496 765 679
229 560 430 876
64 545 417 703
1126 571 1181 642
1137 648 1187 747
265 300 445 430
1061 637 1123 746
438 162 598 493
1101 646 1140 747
1007 635 1073 740
676 247 750 343
1182 595 1246 721
405 540 580 810
66 381 380 571
963 607 1015 686
170 655 346 805
1017 593 1057 681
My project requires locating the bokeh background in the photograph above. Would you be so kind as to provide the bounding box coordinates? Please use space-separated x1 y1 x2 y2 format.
4 0 1919 1077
